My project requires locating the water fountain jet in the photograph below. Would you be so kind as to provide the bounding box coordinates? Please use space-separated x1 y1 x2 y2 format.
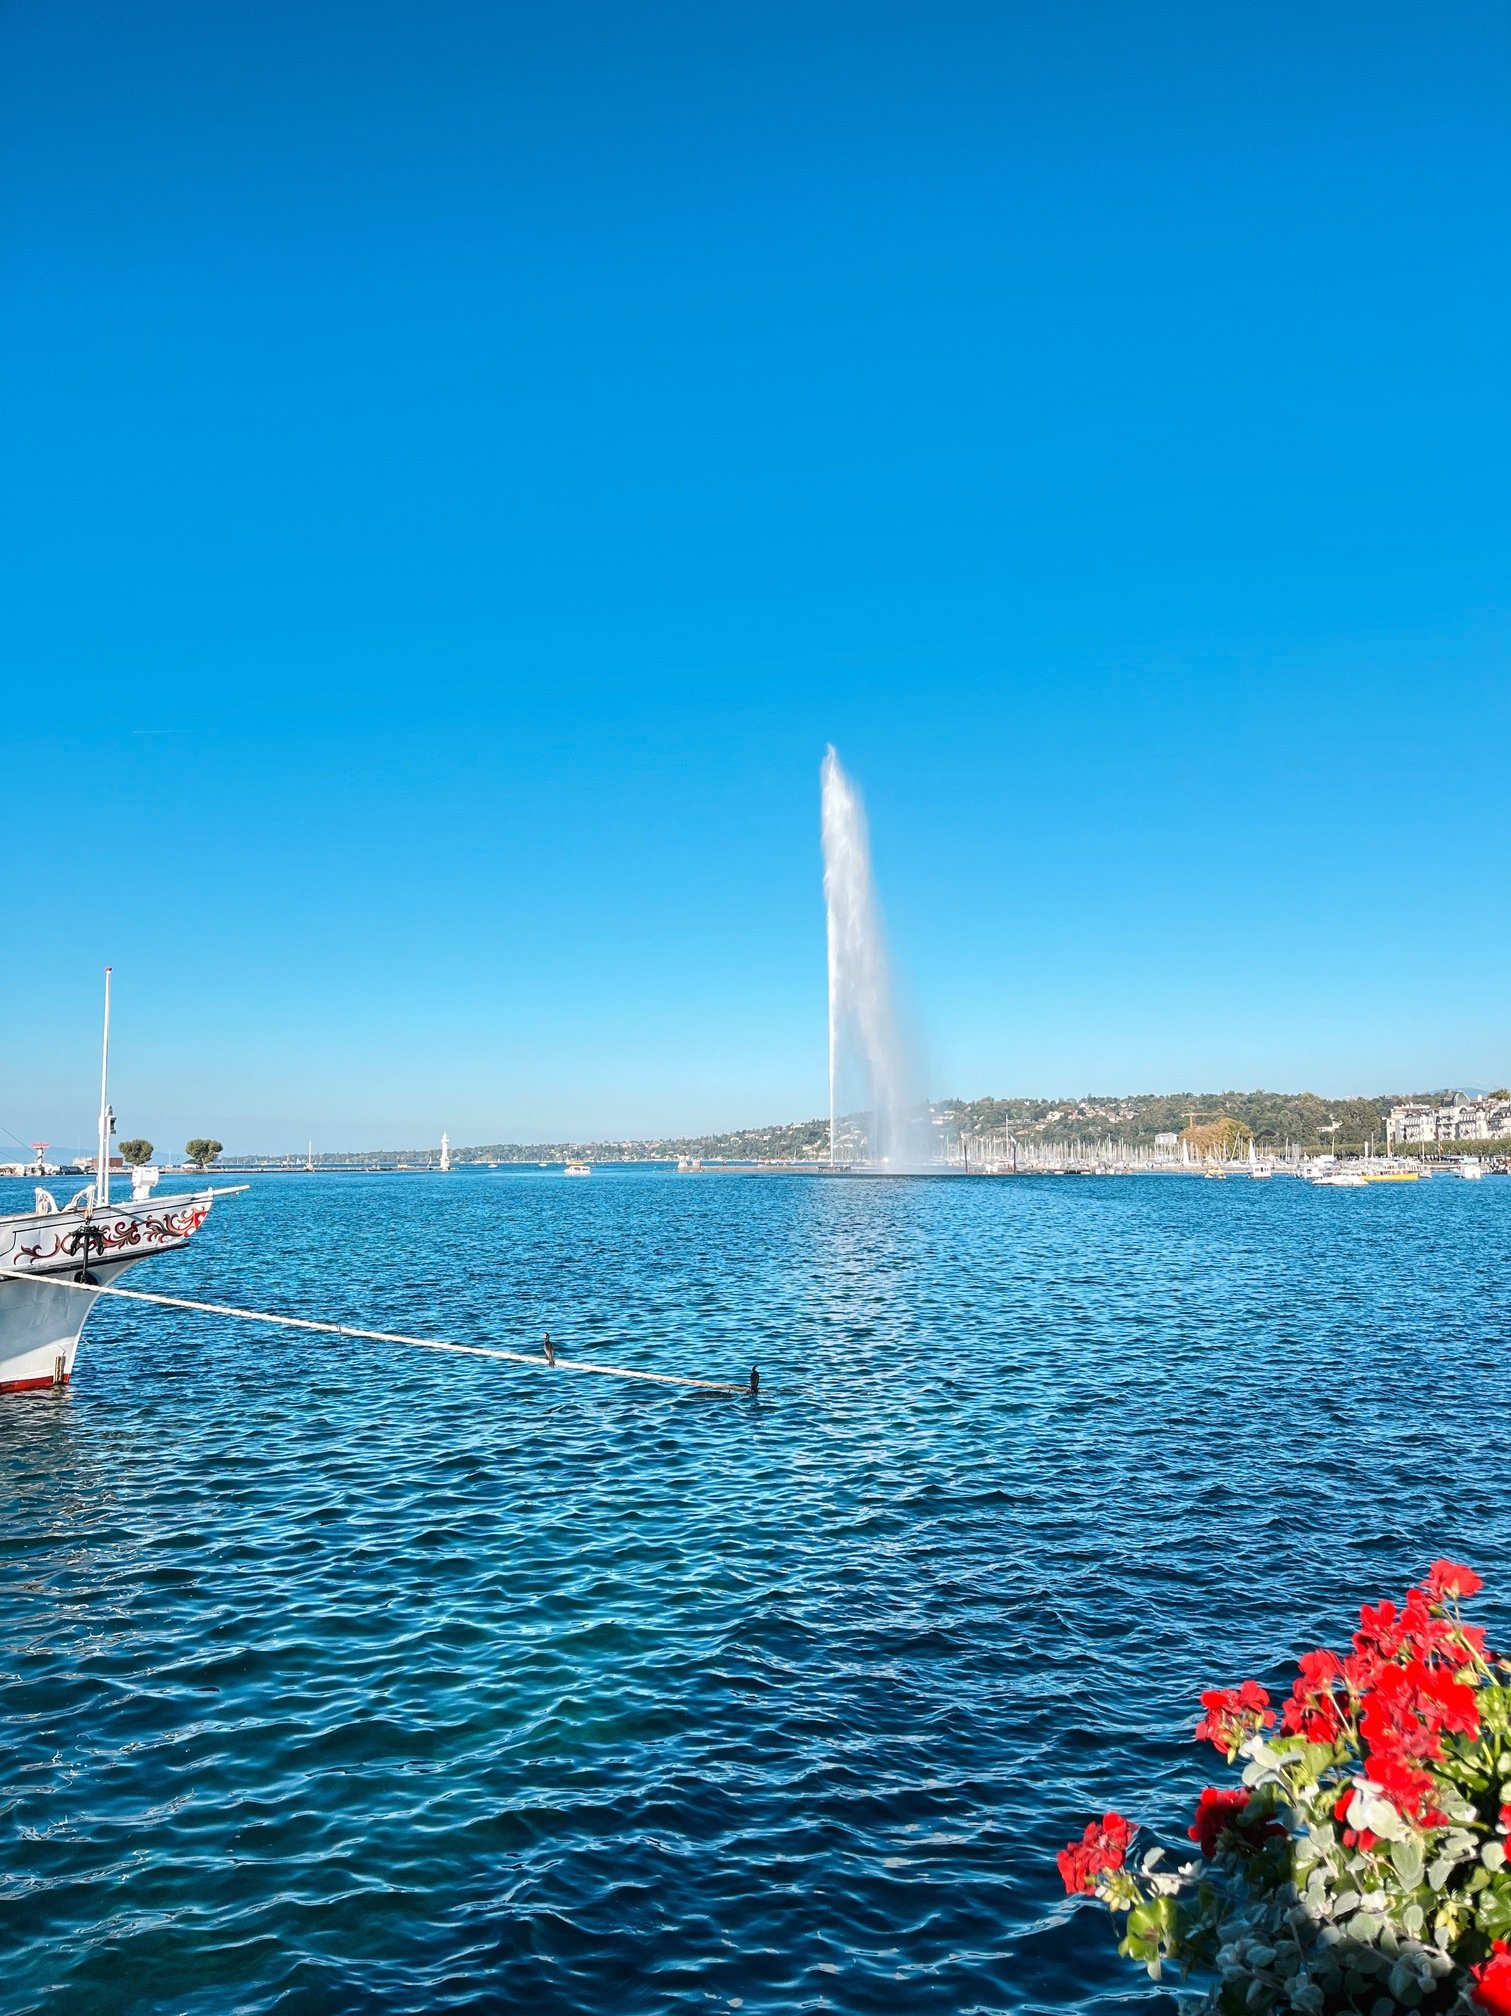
820 747 922 1169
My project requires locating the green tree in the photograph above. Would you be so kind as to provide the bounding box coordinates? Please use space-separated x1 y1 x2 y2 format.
184 1138 223 1171
119 1138 154 1168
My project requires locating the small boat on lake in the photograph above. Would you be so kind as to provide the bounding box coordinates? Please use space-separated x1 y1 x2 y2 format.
564 1161 592 1178
0 971 239 1394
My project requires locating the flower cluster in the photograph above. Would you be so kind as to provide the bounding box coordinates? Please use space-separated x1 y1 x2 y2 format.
1195 1678 1276 1757
1270 1562 1488 1833
1057 1812 1134 1895
1059 1562 1511 2014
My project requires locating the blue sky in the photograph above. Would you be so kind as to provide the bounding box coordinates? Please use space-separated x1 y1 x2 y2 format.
3 2 1508 1152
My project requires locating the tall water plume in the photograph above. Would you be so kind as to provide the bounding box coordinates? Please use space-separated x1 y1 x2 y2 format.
821 747 922 1168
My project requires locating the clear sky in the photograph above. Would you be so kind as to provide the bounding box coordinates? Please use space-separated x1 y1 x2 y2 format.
3 2 1508 1153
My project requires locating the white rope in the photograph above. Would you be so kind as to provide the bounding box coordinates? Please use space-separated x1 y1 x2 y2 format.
0 1268 754 1396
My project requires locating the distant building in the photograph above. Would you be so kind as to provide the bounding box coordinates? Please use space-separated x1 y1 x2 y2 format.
1386 1095 1511 1146
1154 1132 1178 1148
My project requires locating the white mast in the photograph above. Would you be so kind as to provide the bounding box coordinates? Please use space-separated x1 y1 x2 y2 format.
95 965 114 1208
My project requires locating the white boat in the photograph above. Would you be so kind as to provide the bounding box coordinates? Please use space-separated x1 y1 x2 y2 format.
0 970 237 1394
1459 1157 1485 1181
1248 1141 1272 1180
564 1161 592 1178
1314 1169 1368 1188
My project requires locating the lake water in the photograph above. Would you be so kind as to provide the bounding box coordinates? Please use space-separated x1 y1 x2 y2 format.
3 1168 1508 2015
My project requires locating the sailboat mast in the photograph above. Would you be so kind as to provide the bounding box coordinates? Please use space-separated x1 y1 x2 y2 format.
95 966 113 1208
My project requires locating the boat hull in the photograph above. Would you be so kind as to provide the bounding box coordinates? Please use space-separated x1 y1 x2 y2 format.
0 1193 215 1393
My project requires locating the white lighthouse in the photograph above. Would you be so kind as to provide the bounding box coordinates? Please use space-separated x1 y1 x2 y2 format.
439 1131 451 1172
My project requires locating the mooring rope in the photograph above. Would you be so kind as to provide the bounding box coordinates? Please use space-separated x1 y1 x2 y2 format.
0 1269 757 1397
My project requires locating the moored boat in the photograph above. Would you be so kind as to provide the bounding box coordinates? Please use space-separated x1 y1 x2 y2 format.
0 1189 226 1391
0 970 238 1393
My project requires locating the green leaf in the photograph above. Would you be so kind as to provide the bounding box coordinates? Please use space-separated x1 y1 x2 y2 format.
1392 1836 1424 1888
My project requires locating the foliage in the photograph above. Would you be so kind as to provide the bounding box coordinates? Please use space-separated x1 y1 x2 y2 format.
466 1118 835 1164
1181 1116 1253 1158
184 1138 223 1170
118 1138 154 1168
945 1090 1450 1152
1061 1563 1511 2014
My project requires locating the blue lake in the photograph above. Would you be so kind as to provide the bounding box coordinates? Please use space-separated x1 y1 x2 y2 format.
2 1168 1508 2014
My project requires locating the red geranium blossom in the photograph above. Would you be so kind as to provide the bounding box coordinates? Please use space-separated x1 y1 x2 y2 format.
1195 1679 1274 1755
1472 1941 1511 2016
1427 1560 1484 1604
1189 1786 1251 1857
1363 1747 1447 1830
1360 1658 1481 1764
1282 1649 1351 1744
1188 1786 1282 1859
1059 1812 1134 1895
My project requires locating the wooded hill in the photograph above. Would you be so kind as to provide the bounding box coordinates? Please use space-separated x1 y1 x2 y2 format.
460 1089 1462 1162
935 1090 1448 1151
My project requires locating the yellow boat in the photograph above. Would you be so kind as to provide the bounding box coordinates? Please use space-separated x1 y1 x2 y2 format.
1362 1170 1419 1183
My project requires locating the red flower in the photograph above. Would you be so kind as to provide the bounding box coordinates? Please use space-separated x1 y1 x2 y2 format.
1195 1680 1274 1755
1500 1805 1511 1833
1356 1598 1404 1664
1187 1785 1282 1859
1426 1559 1483 1604
1472 1941 1511 2016
1189 1786 1251 1857
1363 1747 1447 1829
1353 1587 1477 1681
1058 1812 1134 1895
1359 1657 1481 1772
1282 1649 1351 1744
